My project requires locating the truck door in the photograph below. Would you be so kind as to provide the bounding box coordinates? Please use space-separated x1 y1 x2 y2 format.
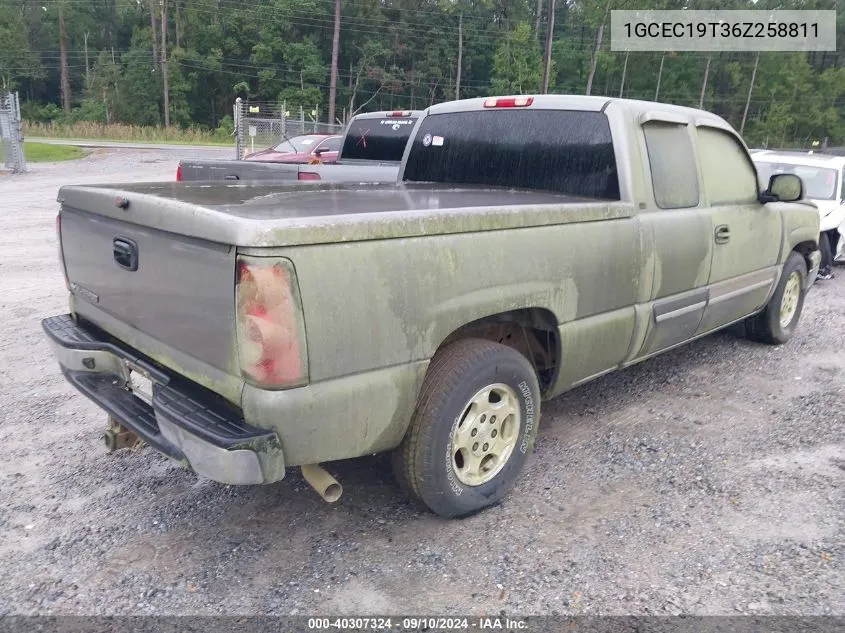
694 124 781 334
633 117 713 358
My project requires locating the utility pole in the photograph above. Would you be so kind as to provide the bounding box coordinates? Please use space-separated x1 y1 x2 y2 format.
619 51 629 97
328 0 341 125
654 53 665 101
84 32 90 88
542 0 556 93
740 53 760 136
698 54 711 109
59 4 71 112
150 0 159 65
586 0 611 96
456 13 463 99
161 0 170 127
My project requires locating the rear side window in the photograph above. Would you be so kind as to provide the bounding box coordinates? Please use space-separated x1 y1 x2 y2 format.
642 122 699 209
697 127 758 205
402 110 620 199
341 117 418 162
317 137 342 152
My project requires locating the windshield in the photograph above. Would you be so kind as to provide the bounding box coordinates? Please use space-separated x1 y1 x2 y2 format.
340 116 418 162
403 109 619 199
272 135 331 154
754 161 838 200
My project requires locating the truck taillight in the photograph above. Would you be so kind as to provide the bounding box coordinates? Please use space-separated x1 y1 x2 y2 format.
176 163 183 181
236 256 308 389
483 97 534 108
56 214 70 290
298 171 321 181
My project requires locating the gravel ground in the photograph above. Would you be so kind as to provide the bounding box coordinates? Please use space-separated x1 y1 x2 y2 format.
0 149 843 617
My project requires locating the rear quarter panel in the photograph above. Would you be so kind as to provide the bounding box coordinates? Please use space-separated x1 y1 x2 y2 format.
273 211 645 387
242 210 648 464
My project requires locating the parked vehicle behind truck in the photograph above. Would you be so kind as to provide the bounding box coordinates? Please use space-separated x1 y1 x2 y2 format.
44 95 821 518
243 134 342 164
752 150 845 278
176 110 421 184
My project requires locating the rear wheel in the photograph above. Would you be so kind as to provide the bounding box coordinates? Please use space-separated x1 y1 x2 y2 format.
745 251 807 345
392 338 541 518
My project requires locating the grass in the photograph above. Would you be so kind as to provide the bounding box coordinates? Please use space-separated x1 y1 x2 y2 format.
23 120 231 146
24 141 86 162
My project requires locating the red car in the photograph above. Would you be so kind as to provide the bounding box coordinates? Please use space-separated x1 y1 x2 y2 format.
244 134 342 164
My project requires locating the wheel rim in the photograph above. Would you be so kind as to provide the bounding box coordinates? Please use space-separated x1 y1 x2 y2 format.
450 383 521 487
779 271 801 328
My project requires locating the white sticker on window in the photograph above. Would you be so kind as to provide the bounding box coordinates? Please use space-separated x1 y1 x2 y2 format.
432 136 444 146
422 134 432 147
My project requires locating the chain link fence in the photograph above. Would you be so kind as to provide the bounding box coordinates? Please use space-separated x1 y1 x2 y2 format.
233 98 345 160
0 92 26 173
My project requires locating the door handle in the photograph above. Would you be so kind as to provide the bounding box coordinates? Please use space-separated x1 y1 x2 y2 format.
113 237 139 271
715 224 731 244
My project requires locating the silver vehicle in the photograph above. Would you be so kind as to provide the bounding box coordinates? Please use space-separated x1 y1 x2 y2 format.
177 110 422 184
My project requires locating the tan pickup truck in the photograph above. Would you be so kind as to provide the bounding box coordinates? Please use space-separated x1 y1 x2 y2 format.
43 95 821 518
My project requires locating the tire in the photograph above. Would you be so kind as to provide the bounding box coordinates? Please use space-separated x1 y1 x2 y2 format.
745 251 807 345
391 338 541 518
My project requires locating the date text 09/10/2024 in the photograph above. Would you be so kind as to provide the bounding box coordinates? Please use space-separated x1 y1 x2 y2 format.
307 617 528 630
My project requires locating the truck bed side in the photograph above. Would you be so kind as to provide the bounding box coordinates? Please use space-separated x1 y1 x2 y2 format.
177 159 400 184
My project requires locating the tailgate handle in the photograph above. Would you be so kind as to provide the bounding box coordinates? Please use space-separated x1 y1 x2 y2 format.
113 237 139 271
224 174 240 180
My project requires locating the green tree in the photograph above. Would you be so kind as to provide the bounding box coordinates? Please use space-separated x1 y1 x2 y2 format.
0 3 41 90
491 22 544 94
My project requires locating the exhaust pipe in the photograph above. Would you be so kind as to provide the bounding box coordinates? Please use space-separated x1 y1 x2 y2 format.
300 463 343 503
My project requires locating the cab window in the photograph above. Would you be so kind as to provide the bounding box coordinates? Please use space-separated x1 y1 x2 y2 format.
697 127 758 205
642 122 699 209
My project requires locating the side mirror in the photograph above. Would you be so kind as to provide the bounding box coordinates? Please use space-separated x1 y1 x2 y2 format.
760 173 803 203
313 147 327 156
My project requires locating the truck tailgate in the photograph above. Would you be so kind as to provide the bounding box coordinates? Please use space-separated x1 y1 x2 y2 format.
59 205 238 377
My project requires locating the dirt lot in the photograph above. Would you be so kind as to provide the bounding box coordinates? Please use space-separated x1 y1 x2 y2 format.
0 148 843 617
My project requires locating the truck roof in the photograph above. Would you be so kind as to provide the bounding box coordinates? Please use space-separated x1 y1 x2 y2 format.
426 94 730 129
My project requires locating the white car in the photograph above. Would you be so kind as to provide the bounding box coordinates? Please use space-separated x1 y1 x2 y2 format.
753 150 845 265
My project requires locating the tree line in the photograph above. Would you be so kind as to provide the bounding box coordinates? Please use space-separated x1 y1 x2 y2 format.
2 0 844 147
